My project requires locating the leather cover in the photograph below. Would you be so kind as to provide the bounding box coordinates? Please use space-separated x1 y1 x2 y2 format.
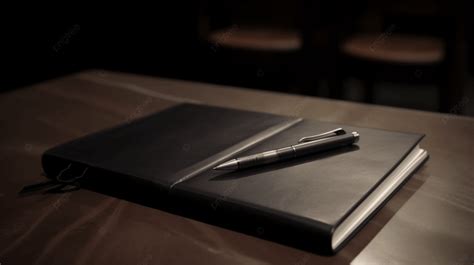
42 104 299 188
41 103 425 254
172 119 425 253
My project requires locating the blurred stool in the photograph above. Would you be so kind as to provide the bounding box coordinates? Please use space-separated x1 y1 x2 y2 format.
342 34 444 64
206 26 303 91
329 0 467 113
337 33 449 110
209 27 301 52
200 0 304 91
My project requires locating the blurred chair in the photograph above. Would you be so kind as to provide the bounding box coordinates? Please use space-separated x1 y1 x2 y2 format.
333 0 466 112
198 0 304 91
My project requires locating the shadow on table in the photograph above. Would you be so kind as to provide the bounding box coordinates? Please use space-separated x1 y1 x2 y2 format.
24 159 429 261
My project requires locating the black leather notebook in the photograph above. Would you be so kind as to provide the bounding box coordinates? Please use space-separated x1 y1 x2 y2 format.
42 104 428 254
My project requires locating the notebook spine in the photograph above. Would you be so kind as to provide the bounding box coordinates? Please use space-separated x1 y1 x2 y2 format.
169 118 303 188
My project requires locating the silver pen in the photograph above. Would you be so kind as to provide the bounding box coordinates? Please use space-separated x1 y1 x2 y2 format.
213 128 359 171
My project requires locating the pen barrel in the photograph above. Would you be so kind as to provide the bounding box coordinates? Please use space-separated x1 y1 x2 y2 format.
292 133 356 156
235 133 357 169
237 150 280 169
276 146 296 159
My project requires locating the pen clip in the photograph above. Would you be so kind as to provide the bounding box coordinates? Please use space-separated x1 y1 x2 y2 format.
298 128 346 143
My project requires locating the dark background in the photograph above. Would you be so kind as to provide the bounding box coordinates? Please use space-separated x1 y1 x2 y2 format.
2 1 473 115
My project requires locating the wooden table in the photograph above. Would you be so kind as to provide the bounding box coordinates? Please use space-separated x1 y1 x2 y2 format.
1 70 473 265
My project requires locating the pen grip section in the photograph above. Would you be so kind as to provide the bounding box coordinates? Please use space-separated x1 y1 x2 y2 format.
276 146 296 160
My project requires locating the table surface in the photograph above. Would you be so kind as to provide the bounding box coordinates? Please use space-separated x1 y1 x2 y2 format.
0 70 473 265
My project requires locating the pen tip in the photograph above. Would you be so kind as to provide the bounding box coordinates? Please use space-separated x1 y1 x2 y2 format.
213 164 224 170
213 160 238 170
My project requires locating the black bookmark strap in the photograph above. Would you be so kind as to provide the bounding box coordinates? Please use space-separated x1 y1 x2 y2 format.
20 180 61 194
20 163 89 195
